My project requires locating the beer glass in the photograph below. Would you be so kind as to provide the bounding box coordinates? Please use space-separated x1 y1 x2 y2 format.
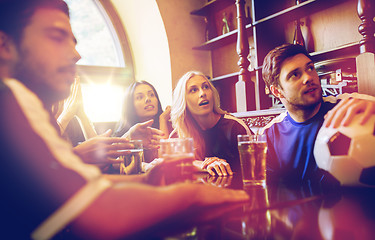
159 138 194 160
237 134 267 187
119 140 144 175
159 138 195 179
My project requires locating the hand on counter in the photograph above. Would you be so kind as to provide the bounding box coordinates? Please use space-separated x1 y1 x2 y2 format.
200 157 233 176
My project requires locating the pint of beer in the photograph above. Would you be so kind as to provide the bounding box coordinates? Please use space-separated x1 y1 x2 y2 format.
237 134 267 187
159 138 194 160
159 138 195 179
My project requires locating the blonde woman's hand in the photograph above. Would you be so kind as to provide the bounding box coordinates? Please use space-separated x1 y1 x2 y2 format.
159 106 171 138
160 105 171 121
201 157 233 176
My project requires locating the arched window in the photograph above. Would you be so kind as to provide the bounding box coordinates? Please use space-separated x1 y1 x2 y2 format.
65 0 133 123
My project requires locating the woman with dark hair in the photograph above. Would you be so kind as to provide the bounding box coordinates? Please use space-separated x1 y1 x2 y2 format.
114 81 172 162
114 81 171 137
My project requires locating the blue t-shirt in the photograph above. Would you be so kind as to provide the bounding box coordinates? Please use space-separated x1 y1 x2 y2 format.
263 101 337 184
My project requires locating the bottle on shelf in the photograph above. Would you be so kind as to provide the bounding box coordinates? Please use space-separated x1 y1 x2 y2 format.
222 12 230 34
293 19 305 47
293 0 305 47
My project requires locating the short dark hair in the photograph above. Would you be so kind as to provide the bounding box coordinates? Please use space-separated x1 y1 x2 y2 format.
262 43 312 89
0 0 69 45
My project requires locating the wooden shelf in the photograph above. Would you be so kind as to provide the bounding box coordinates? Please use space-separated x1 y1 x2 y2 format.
253 0 316 25
310 42 360 63
193 24 252 50
253 0 348 26
193 0 349 51
210 70 256 82
190 0 235 16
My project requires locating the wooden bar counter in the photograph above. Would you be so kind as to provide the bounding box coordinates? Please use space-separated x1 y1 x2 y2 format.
94 171 375 240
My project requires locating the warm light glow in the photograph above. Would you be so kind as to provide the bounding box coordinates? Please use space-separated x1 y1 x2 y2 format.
113 0 172 107
81 84 125 123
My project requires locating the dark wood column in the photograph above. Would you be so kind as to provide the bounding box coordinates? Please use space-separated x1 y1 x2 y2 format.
235 0 255 112
356 0 375 96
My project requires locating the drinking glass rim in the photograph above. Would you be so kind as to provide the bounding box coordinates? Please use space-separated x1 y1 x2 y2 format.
160 138 193 142
237 134 267 143
117 149 143 153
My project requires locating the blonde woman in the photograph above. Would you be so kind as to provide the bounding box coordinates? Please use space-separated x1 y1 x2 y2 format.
171 71 253 176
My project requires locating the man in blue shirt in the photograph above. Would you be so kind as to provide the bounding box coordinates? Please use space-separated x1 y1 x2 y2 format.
261 43 375 185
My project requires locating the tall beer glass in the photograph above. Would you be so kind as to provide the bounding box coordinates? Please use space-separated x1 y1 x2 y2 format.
237 134 267 187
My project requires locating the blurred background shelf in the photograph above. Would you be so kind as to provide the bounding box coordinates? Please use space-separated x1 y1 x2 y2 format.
191 0 362 112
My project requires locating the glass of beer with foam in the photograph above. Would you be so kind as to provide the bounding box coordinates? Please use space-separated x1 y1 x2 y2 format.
237 134 267 188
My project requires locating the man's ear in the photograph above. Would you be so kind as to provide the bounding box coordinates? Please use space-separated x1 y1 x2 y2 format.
0 31 16 60
270 85 284 99
0 31 9 48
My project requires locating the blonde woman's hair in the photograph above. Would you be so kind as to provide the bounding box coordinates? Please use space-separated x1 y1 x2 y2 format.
171 71 226 160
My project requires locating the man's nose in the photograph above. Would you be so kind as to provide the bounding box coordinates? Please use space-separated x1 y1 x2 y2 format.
302 71 313 84
73 48 81 63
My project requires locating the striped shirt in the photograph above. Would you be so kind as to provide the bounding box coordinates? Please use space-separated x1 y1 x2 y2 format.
0 78 111 239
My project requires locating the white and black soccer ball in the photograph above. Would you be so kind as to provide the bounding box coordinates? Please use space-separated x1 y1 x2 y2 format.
314 113 375 187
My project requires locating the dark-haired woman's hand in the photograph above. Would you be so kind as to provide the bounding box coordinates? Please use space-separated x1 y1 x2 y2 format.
124 120 165 149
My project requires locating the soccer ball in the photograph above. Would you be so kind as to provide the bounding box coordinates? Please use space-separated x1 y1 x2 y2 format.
314 113 375 187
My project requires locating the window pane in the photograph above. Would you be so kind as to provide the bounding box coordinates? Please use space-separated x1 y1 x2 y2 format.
81 83 125 123
65 0 124 67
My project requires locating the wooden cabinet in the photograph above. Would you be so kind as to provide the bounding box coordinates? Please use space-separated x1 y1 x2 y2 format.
191 0 369 114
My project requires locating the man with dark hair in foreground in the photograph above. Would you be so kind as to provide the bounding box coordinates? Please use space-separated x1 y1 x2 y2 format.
0 0 249 239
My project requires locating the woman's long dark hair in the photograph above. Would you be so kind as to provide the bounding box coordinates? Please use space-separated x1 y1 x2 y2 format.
114 81 163 137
